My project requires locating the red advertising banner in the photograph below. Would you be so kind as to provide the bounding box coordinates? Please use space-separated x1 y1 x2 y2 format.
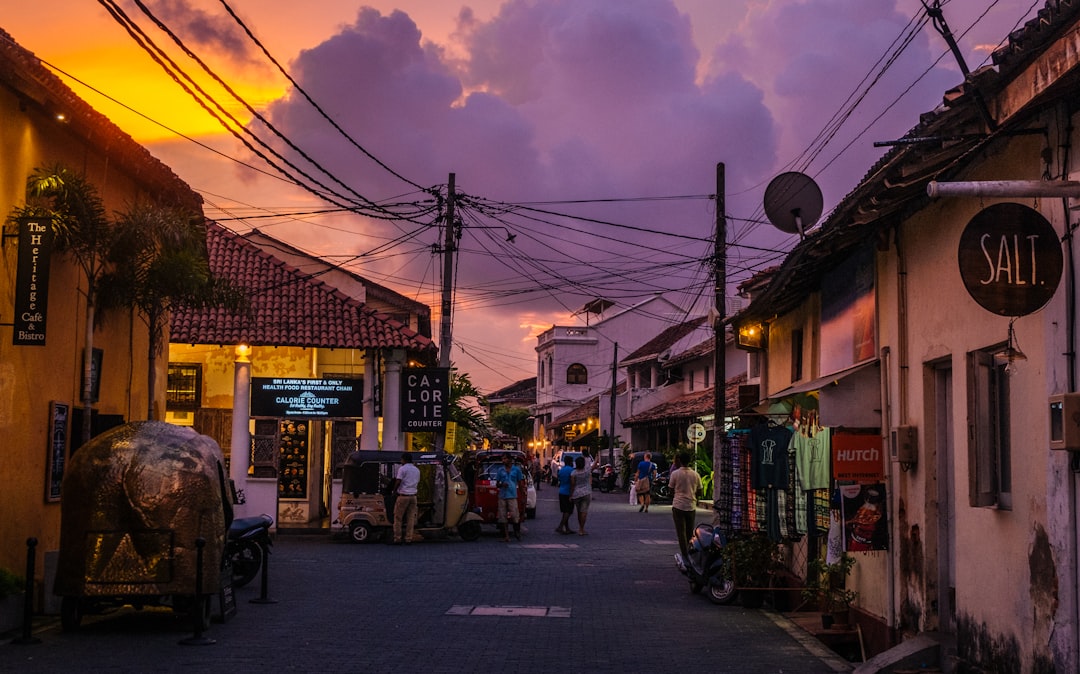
832 431 883 482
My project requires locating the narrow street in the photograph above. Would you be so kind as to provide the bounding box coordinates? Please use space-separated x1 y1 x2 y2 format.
3 489 851 673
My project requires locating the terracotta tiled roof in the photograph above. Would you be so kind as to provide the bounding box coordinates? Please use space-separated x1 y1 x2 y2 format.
169 223 436 351
622 373 747 426
552 380 627 426
486 377 537 404
622 317 707 364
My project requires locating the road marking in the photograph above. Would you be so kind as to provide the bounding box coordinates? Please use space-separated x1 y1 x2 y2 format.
446 605 571 618
522 543 579 549
639 539 677 545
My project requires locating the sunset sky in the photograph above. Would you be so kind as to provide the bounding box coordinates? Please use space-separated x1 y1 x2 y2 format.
2 1 1042 392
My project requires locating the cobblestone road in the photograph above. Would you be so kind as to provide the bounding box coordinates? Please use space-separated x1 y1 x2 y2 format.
2 488 852 673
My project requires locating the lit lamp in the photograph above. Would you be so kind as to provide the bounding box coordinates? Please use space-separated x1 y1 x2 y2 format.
993 319 1027 375
235 343 252 362
738 322 764 350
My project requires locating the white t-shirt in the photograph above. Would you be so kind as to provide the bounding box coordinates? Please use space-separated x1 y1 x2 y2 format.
396 463 421 495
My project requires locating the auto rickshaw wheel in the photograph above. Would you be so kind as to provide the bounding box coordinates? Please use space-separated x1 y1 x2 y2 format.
349 521 374 543
60 596 83 632
458 520 482 542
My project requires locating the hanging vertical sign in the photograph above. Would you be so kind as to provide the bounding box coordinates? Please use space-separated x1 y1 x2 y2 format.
957 202 1063 316
13 217 54 345
400 367 449 432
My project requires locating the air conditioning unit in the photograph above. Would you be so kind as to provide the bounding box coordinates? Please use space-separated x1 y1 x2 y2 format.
1049 393 1080 451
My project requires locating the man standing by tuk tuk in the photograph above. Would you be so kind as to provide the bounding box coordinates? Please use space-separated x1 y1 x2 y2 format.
392 453 421 545
496 453 524 542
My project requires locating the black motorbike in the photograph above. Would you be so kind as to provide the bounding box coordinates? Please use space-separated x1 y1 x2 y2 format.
674 523 737 605
591 463 616 492
650 470 674 503
226 513 274 588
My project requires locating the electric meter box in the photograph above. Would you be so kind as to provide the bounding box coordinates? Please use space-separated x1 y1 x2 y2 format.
1049 393 1080 451
890 425 917 464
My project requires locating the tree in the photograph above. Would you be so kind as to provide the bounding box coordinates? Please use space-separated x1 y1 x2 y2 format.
490 405 532 447
12 166 111 445
98 201 246 419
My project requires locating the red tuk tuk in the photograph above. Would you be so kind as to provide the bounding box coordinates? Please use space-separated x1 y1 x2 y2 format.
465 450 532 526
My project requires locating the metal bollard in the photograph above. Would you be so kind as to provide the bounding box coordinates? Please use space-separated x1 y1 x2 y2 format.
179 537 215 646
249 540 277 605
12 537 41 645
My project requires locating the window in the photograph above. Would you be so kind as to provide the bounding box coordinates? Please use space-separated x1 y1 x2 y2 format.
967 349 1011 509
566 363 588 385
791 329 804 381
539 360 546 388
688 369 695 392
167 363 201 409
705 366 711 389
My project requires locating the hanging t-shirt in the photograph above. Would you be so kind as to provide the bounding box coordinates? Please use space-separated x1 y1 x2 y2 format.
750 423 792 489
792 426 831 491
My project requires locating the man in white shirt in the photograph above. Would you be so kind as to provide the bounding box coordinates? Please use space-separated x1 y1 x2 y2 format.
669 451 702 560
392 453 421 545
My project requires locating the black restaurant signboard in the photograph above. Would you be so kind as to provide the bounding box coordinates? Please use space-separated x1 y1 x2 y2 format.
250 377 363 418
957 202 1063 316
14 217 54 345
400 368 449 432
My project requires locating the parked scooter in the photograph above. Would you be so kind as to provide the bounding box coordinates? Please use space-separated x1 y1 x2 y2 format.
651 470 674 503
674 523 737 605
591 463 616 492
226 513 274 588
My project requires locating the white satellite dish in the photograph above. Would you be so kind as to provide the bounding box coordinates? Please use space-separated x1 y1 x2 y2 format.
764 172 823 237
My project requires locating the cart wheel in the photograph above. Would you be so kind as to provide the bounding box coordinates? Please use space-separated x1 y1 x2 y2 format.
349 521 374 543
61 596 82 632
458 520 482 542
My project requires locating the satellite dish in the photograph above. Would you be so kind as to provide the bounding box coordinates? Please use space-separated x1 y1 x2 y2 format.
764 172 823 237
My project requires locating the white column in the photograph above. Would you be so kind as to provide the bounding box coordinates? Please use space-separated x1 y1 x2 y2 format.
361 350 379 450
230 344 252 516
382 349 405 452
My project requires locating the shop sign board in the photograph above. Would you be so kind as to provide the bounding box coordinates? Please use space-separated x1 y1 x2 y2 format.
401 368 449 432
957 202 1062 316
250 377 363 417
832 431 884 482
14 217 54 345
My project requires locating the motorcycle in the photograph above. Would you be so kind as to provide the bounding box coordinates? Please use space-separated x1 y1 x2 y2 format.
591 463 616 492
227 513 274 588
651 470 674 503
674 523 738 605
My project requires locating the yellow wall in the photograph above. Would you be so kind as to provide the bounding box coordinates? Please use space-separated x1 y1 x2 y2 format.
0 84 162 577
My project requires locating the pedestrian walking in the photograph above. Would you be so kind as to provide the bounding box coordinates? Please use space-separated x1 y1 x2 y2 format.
570 455 592 536
529 452 542 493
555 453 576 534
391 452 420 545
669 451 702 559
496 453 524 541
635 452 656 512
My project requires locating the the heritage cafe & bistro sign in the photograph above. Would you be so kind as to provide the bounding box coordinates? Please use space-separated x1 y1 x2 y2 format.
250 377 363 418
400 367 449 432
13 217 54 346
957 202 1063 317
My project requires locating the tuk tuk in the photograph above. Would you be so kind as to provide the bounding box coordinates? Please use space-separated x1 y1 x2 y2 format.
465 450 532 527
337 451 482 543
54 421 233 632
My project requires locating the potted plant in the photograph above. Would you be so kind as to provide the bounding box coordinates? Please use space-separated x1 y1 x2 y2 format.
802 554 858 628
720 533 781 608
0 566 25 633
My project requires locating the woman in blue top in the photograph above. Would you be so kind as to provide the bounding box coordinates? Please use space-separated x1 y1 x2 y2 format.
635 453 656 512
555 454 576 534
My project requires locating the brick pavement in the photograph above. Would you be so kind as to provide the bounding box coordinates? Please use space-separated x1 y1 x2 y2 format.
1 489 852 673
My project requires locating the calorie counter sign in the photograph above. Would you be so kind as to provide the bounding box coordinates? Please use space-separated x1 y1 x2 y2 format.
400 367 449 432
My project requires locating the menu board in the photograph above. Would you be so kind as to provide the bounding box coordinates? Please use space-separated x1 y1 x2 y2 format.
278 419 308 500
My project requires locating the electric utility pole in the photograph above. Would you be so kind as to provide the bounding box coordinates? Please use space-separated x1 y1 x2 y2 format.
435 173 456 453
713 163 726 504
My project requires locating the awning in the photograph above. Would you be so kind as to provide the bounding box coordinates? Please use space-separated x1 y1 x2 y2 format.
769 359 879 399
